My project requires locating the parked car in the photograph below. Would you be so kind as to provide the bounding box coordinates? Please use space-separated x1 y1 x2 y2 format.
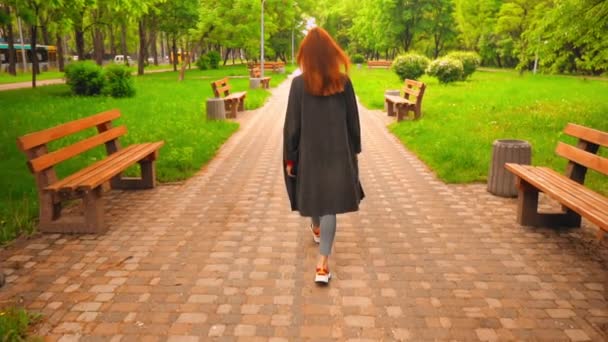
113 55 133 64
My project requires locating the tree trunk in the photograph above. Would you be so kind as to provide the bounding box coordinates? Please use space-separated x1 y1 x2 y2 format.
41 21 51 45
121 21 128 65
151 30 158 65
434 34 440 59
56 34 65 72
94 27 104 65
179 47 191 81
109 24 116 55
6 6 16 75
172 37 178 71
160 32 165 64
223 48 231 66
30 25 38 87
138 19 145 75
146 15 157 66
74 13 85 60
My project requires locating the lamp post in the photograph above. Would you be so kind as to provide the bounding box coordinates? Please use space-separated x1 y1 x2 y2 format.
260 0 265 78
17 17 27 72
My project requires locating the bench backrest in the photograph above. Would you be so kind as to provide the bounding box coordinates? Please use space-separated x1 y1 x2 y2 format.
211 78 231 97
251 62 284 72
16 109 125 189
558 123 608 183
402 79 426 107
368 60 392 68
251 68 261 78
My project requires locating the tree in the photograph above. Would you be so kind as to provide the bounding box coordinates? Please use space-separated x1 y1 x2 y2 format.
16 0 62 87
532 0 608 74
495 0 551 70
421 0 457 58
159 0 199 72
0 2 17 75
453 0 502 66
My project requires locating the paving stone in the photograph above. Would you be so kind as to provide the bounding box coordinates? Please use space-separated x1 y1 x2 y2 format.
0 73 606 341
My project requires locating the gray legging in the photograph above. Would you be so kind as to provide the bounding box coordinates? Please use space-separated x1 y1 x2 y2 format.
311 214 337 256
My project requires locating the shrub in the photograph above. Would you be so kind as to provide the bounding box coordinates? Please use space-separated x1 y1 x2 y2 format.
64 61 105 96
196 55 210 70
351 54 365 64
426 57 464 84
446 51 481 80
207 51 221 69
103 64 135 98
391 53 430 81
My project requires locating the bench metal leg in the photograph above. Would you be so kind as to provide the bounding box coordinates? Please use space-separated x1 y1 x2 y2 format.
516 180 581 228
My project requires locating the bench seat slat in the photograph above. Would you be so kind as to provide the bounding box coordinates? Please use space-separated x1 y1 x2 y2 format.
523 166 608 211
506 164 608 230
385 95 412 105
519 168 608 230
507 164 608 212
46 144 140 191
29 126 127 173
17 109 121 151
225 91 246 100
77 141 164 191
46 141 164 192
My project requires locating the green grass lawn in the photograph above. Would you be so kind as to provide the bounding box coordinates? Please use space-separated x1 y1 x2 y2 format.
0 306 41 340
0 70 65 84
350 67 608 195
0 65 292 244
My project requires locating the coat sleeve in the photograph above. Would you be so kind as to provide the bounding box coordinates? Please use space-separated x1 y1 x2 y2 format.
344 78 362 154
283 78 302 162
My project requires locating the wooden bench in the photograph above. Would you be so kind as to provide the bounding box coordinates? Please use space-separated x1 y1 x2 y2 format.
250 61 285 73
384 79 426 121
250 67 271 89
16 109 164 234
505 123 608 240
211 78 247 118
368 60 392 69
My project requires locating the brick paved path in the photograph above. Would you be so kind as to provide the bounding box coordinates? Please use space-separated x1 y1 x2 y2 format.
1 74 607 341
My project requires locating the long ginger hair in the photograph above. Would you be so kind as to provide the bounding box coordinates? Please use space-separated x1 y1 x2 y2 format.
297 27 350 96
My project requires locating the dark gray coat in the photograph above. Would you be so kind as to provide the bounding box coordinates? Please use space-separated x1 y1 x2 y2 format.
283 75 364 217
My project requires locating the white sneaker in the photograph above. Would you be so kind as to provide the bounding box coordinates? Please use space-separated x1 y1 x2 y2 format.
314 267 332 284
309 224 320 244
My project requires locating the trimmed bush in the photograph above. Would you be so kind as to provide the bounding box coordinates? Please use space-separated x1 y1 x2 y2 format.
64 61 105 96
103 64 135 98
427 57 464 84
196 55 210 70
391 53 430 81
446 51 481 80
351 54 365 64
207 51 221 69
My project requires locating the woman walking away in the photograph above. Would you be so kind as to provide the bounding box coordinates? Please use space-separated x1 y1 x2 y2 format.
283 27 364 284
